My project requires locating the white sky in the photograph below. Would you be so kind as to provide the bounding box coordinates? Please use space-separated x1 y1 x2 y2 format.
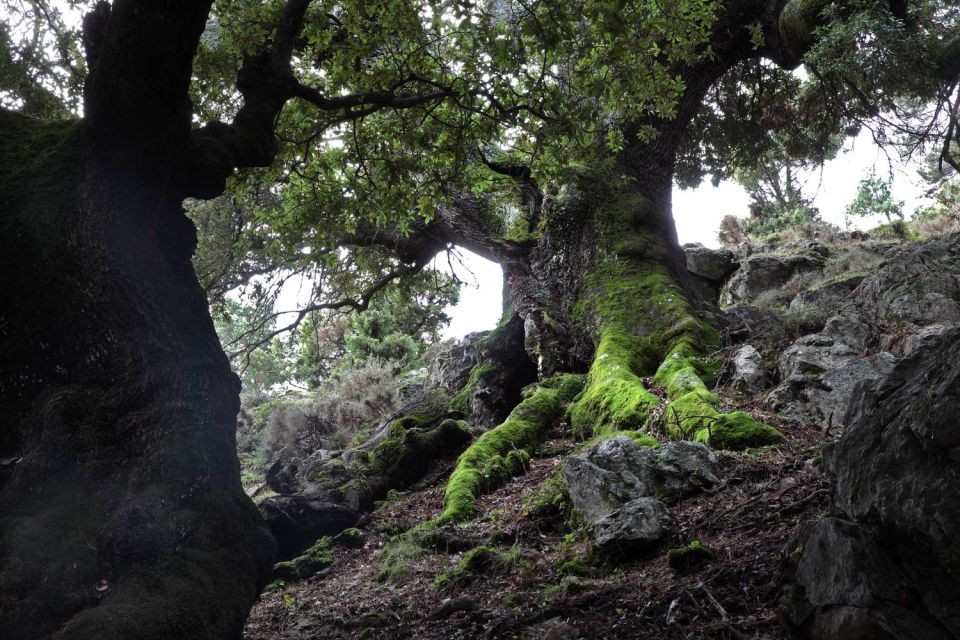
440 130 934 338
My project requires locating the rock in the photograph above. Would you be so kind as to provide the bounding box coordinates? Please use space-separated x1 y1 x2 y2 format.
428 331 488 394
430 597 480 620
765 319 896 427
562 438 718 523
723 304 779 341
856 233 960 330
259 495 360 560
683 244 738 281
666 540 714 574
720 251 827 307
788 273 865 320
591 497 672 556
821 312 872 351
265 445 302 494
731 344 770 394
783 324 960 638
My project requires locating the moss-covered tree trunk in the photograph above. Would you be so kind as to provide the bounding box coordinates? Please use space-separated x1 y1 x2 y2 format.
0 2 278 637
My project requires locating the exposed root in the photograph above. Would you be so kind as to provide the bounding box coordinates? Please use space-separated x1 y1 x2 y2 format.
440 374 584 522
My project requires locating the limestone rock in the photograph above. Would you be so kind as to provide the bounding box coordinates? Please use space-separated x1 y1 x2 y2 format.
856 233 960 330
428 331 487 394
783 324 960 638
731 344 770 394
765 314 896 427
591 497 672 556
720 250 827 306
562 437 717 523
788 273 865 319
683 243 738 281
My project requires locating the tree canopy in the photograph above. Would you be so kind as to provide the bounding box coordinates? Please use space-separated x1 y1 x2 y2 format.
4 1 959 359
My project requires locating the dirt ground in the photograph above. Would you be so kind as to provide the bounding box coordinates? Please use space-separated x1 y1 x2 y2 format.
244 410 828 640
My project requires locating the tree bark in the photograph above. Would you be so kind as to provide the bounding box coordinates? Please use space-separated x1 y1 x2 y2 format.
0 1 277 636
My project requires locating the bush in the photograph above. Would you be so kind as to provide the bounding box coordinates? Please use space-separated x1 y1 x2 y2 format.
252 360 403 460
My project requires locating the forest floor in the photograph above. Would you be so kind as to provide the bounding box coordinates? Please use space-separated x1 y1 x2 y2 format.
244 410 828 640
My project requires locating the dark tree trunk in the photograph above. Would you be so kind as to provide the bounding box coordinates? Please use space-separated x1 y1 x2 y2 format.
0 107 274 639
0 1 277 637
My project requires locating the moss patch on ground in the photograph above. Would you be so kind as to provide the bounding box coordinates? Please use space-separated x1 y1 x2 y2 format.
434 546 525 590
667 540 714 574
273 537 334 582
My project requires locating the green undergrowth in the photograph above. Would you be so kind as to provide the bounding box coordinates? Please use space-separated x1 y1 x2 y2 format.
434 545 526 590
441 374 584 522
376 533 427 584
272 537 334 583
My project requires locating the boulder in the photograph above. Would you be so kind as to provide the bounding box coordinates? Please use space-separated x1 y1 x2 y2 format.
562 437 717 523
720 250 827 307
723 304 780 341
788 273 865 320
731 344 770 394
783 324 960 638
427 331 488 394
765 314 896 426
591 497 672 556
683 244 738 281
856 233 960 330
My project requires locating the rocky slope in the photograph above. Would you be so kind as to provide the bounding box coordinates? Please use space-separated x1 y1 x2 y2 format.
243 232 960 639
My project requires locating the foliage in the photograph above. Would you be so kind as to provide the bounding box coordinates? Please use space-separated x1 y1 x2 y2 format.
846 172 904 224
248 359 402 460
0 0 86 117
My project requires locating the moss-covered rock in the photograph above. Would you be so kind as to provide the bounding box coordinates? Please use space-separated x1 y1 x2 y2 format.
558 559 597 578
666 540 714 573
334 527 367 549
700 411 783 450
273 536 334 581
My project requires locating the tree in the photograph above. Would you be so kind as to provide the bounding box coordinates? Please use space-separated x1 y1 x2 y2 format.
2 1 959 639
846 171 905 224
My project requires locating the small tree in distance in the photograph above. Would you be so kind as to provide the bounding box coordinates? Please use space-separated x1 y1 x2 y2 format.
846 172 905 225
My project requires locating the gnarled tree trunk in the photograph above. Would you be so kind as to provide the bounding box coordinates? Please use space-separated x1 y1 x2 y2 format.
0 2 278 637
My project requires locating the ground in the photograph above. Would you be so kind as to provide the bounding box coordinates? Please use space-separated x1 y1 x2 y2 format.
243 403 827 640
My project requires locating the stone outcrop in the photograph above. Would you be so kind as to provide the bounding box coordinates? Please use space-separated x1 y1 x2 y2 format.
720 245 828 306
683 244 738 281
783 323 960 639
562 437 717 553
730 344 771 394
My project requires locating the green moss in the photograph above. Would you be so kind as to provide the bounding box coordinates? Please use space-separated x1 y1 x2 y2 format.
579 430 661 450
334 528 367 549
505 216 540 243
452 363 495 414
375 534 426 583
699 411 783 450
666 540 714 573
273 537 333 581
434 546 523 590
441 374 584 522
556 182 783 450
558 559 596 578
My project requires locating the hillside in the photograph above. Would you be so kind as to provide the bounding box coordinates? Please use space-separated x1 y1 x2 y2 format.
240 230 960 639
